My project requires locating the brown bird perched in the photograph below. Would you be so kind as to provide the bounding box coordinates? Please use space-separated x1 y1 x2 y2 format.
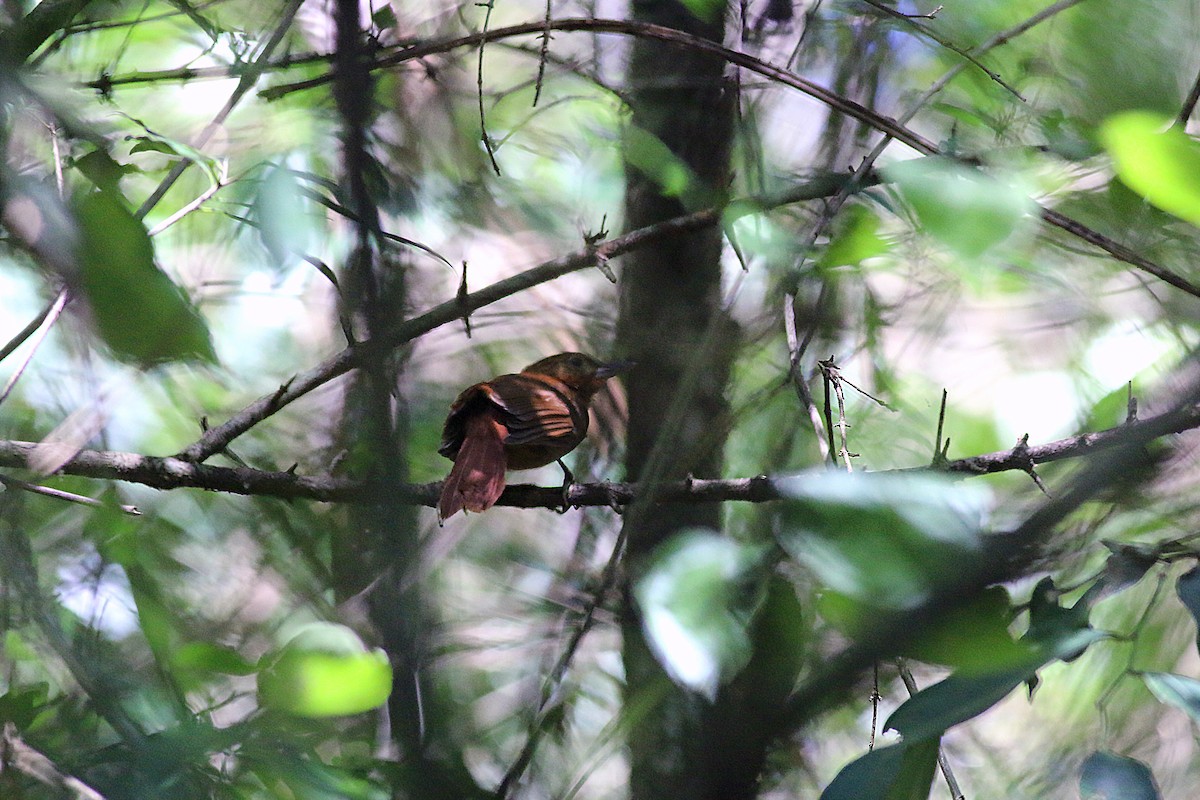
437 352 631 520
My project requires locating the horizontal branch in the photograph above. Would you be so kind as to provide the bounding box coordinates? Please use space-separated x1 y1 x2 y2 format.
176 174 856 463
4 401 1196 507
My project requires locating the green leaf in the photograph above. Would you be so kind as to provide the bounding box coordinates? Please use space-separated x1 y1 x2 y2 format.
1080 751 1160 800
1025 577 1106 662
173 642 256 676
902 587 1036 673
775 472 990 610
74 149 138 193
623 127 714 210
73 189 216 365
635 530 767 700
885 157 1034 259
1099 111 1200 227
819 204 890 268
820 740 940 800
257 623 393 718
1143 672 1200 726
884 665 1033 742
254 164 310 266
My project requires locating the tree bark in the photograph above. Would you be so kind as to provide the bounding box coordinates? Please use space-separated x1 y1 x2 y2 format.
616 1 755 797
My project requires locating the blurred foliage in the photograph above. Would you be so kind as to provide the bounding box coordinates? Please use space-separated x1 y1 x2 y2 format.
0 0 1199 799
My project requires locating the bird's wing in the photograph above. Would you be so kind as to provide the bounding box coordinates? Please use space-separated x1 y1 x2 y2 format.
484 374 585 445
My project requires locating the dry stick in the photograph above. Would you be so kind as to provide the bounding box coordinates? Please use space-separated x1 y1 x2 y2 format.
1179 63 1200 127
0 289 69 368
0 288 69 409
0 723 108 800
532 0 553 106
177 175 854 463
5 400 1200 505
859 0 1023 100
0 472 140 515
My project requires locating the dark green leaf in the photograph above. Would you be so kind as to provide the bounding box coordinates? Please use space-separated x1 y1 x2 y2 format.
1080 751 1160 800
820 740 940 800
74 149 138 193
884 665 1034 742
173 642 256 676
1176 566 1200 647
73 189 216 364
902 587 1036 673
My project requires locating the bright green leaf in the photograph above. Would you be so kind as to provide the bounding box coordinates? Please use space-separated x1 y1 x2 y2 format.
1099 111 1200 227
257 623 392 718
820 204 890 268
820 740 940 800
1143 672 1200 726
776 472 990 610
635 530 767 700
885 157 1034 259
1080 751 1160 800
73 189 216 365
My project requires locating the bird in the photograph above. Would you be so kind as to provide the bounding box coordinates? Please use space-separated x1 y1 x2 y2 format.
437 352 631 520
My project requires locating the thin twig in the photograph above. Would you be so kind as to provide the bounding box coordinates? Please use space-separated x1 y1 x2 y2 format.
532 0 553 106
896 658 965 800
0 289 70 408
476 0 502 176
859 0 1023 100
145 159 228 236
0 472 140 515
0 723 108 800
1178 63 1200 127
134 0 304 220
177 174 861 462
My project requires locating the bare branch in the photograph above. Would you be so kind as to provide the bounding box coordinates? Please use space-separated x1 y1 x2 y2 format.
176 174 861 463
2 400 1196 506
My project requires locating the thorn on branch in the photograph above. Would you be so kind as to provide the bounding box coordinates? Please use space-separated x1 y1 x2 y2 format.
1012 433 1051 497
457 261 473 337
1126 382 1138 423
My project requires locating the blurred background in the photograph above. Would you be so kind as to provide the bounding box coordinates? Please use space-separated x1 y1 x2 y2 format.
2 0 1200 798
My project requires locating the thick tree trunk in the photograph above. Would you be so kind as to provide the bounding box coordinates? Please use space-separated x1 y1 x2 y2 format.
616 2 758 798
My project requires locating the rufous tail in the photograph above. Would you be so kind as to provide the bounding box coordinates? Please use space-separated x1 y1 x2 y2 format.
438 412 507 520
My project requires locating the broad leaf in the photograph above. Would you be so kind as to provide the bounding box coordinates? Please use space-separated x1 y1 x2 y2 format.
885 157 1034 259
73 189 216 364
1080 751 1160 800
257 623 392 718
776 472 990 611
1143 672 1200 726
1176 566 1200 652
1100 111 1200 227
635 530 767 700
820 740 940 800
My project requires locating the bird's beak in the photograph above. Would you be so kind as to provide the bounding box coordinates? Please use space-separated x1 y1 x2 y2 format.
595 359 636 379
